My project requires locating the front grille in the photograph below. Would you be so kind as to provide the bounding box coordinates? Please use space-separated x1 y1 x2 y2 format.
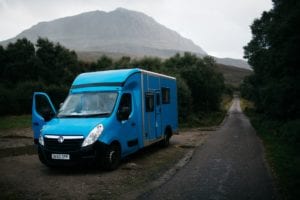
44 138 83 152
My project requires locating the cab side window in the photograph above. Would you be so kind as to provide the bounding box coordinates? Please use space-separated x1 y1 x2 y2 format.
117 93 132 121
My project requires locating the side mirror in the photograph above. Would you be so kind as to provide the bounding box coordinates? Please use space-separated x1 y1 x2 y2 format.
40 107 55 122
117 106 130 121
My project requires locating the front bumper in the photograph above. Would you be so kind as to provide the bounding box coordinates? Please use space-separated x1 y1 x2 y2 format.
38 141 108 167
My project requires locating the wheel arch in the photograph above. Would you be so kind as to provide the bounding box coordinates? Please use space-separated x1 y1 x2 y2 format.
110 140 122 153
164 125 173 138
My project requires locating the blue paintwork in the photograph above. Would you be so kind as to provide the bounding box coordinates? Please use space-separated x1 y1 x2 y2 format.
72 68 140 86
32 68 178 159
42 118 105 136
32 92 57 141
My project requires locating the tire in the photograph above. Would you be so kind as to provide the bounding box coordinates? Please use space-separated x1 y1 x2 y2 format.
160 131 171 147
102 144 121 171
38 148 47 165
38 148 56 168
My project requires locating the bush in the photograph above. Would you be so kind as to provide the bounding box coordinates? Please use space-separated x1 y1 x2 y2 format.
0 84 13 115
44 85 69 109
0 38 226 123
280 120 300 145
176 76 193 123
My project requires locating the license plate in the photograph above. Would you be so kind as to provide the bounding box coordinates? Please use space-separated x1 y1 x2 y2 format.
51 153 70 160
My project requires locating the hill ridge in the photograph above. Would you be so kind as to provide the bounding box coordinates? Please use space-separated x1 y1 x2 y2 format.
0 8 251 70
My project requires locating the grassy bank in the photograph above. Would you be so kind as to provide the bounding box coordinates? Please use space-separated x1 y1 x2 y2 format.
241 99 300 200
180 94 233 128
0 115 31 130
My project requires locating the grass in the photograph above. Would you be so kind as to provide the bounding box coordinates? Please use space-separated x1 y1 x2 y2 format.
180 94 233 128
0 115 31 130
239 98 254 111
241 98 300 200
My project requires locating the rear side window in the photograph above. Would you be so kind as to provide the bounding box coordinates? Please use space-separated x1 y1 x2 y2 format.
162 87 170 104
145 93 154 112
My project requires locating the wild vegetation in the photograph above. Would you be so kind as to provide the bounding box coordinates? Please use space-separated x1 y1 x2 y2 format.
241 0 299 199
242 0 299 120
0 38 227 126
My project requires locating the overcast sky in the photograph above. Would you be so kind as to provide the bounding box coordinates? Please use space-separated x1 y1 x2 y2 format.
0 0 273 59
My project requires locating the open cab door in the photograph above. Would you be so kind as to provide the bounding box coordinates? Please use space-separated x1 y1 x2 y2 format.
32 92 57 144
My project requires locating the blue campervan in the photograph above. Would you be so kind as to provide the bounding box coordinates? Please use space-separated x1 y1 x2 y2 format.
32 68 178 170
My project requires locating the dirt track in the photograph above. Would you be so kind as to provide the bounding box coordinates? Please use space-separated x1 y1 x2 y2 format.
0 128 209 200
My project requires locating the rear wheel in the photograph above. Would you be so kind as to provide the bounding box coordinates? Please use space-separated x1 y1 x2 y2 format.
160 129 172 147
102 144 121 171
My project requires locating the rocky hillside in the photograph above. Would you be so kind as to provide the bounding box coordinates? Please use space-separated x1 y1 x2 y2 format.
1 8 206 55
1 8 251 70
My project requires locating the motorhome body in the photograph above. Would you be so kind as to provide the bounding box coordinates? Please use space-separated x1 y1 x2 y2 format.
32 68 178 170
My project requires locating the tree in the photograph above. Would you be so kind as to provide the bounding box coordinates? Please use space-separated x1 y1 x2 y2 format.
176 76 193 122
164 52 199 70
181 64 224 113
243 0 300 119
0 38 82 115
36 38 79 84
95 55 113 71
1 38 36 84
114 56 131 69
131 57 162 71
165 53 225 115
0 45 5 80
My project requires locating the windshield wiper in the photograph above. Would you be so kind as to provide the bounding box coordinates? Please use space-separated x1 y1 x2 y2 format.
84 113 110 117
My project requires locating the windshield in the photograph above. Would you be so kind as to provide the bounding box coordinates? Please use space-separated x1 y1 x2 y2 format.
57 92 118 117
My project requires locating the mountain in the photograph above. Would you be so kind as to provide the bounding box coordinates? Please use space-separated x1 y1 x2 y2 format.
1 8 251 70
1 8 205 54
215 57 251 70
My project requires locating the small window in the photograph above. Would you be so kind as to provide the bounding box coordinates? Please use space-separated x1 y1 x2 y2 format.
162 87 170 104
145 93 154 112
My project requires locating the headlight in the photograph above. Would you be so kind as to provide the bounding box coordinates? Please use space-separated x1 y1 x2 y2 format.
82 124 104 147
39 134 44 146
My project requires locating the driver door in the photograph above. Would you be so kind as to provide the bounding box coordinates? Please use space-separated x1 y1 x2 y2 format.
32 92 57 144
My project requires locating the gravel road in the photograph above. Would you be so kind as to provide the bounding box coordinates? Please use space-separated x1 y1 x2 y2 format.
0 126 208 200
140 97 277 200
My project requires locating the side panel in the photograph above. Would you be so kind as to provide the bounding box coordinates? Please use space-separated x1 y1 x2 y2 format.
160 78 178 134
142 73 164 145
119 73 142 154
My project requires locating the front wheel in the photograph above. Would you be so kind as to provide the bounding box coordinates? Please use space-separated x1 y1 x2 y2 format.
38 147 57 168
101 144 121 171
